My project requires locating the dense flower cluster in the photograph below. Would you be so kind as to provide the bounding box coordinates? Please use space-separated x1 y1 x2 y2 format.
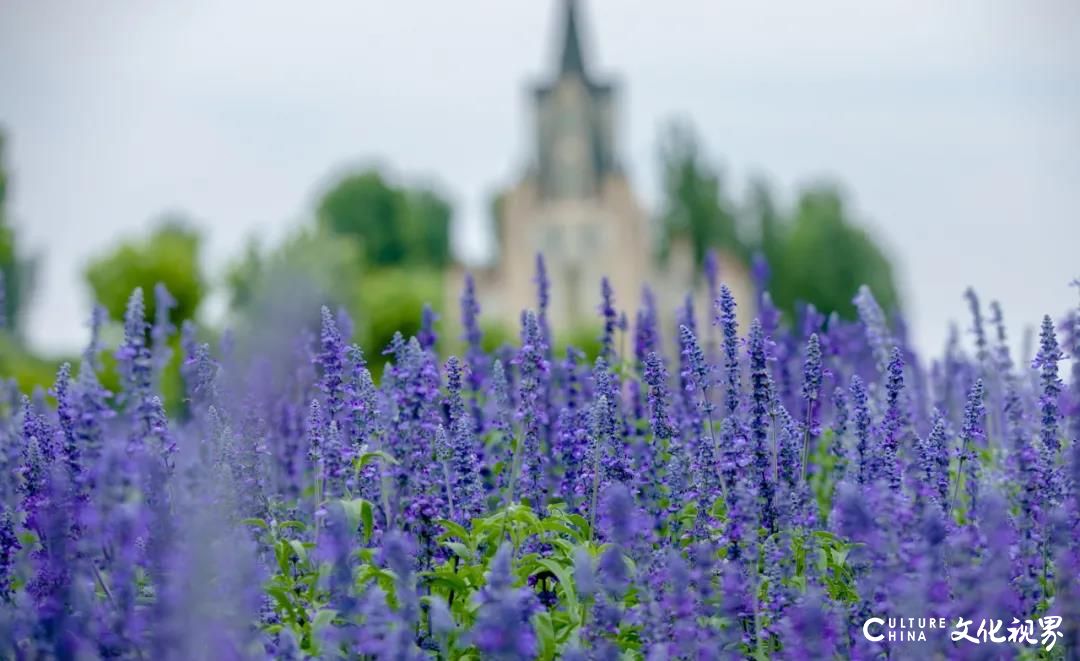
1 256 1079 660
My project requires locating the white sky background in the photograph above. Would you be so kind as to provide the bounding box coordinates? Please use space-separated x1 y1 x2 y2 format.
1 0 1078 358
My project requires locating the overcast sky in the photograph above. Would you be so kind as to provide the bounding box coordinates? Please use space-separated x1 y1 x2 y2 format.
1 0 1078 358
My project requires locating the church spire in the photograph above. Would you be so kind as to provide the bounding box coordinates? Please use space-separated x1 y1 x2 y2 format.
559 0 587 78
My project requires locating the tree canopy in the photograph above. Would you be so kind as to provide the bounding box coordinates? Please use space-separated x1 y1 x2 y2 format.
656 119 901 321
84 218 205 327
316 169 451 269
657 120 743 266
0 130 36 337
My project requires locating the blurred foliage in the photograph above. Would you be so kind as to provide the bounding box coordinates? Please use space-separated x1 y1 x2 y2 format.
226 227 444 377
0 333 60 394
769 186 901 319
84 218 205 327
355 266 443 358
553 325 603 364
657 118 901 321
0 130 37 338
316 169 451 269
225 228 364 374
657 120 745 267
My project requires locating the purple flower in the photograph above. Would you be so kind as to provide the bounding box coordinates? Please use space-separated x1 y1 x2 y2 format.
534 253 551 347
643 351 675 440
472 544 537 660
418 304 438 352
460 273 486 396
716 284 741 418
748 319 778 533
317 306 347 420
964 287 989 366
958 379 985 516
598 277 618 363
850 375 871 485
880 346 906 490
1032 314 1064 454
512 311 549 504
634 287 660 368
853 285 892 373
116 288 154 435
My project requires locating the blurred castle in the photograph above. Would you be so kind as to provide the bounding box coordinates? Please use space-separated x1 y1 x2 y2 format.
451 0 752 337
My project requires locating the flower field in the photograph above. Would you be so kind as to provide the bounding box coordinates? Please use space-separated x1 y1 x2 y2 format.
1 262 1078 659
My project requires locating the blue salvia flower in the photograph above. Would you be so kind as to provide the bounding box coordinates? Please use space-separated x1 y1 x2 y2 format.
678 324 712 418
116 288 154 434
598 277 617 363
600 482 636 547
957 379 985 517
716 284 741 418
19 431 48 537
151 283 177 380
850 375 871 485
881 346 906 490
317 306 347 420
50 364 82 496
748 319 777 533
378 532 423 658
963 287 989 367
918 411 949 512
472 544 537 661
1070 279 1080 445
634 287 659 369
1033 314 1063 454
704 248 720 302
703 248 720 357
513 311 549 504
751 252 770 302
853 285 892 373
345 345 375 445
445 357 482 519
84 303 107 373
643 351 675 440
1003 362 1044 613
418 304 438 352
799 333 823 477
0 508 19 602
534 253 551 348
460 273 486 402
759 291 781 340
488 359 513 473
988 300 1014 440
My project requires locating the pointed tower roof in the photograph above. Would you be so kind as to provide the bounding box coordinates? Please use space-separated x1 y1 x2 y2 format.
559 0 587 78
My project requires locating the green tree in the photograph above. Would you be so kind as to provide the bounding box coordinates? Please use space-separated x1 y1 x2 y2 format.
767 185 901 319
316 169 451 268
0 130 37 336
84 218 205 326
657 119 743 266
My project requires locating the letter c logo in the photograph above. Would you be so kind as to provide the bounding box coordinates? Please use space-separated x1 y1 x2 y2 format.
863 618 884 642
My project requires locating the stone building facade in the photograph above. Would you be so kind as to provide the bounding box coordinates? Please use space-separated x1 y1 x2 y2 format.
450 0 753 339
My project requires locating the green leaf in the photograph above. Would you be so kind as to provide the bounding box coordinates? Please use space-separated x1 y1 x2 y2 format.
241 517 270 530
437 519 471 542
533 611 557 661
312 608 338 632
279 520 307 533
355 450 399 470
445 542 473 562
535 558 579 617
288 539 308 564
361 500 374 543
